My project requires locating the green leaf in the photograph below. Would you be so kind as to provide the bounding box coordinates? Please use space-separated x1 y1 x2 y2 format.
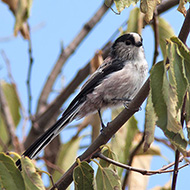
126 7 143 34
21 157 45 190
96 167 121 190
73 161 94 190
170 37 190 84
110 110 138 176
185 88 190 143
150 61 167 128
0 118 9 151
114 0 139 13
0 153 25 190
53 137 82 182
140 0 160 23
99 148 118 171
1 81 21 127
144 93 157 151
166 39 188 111
150 61 187 154
157 17 175 57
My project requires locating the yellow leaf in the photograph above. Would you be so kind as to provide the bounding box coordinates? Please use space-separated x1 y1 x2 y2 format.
140 0 160 23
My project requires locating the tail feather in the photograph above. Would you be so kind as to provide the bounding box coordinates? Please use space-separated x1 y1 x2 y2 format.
16 100 83 170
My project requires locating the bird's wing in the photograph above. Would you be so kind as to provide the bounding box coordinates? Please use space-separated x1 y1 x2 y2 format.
62 57 125 117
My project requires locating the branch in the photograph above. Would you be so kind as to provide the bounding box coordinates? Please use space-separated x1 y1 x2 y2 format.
26 29 34 118
97 152 189 176
36 3 111 114
50 77 150 190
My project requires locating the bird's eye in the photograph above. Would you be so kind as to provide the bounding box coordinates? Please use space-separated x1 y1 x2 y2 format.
125 40 131 45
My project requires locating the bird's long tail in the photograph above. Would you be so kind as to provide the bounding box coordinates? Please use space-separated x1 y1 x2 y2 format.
16 101 81 170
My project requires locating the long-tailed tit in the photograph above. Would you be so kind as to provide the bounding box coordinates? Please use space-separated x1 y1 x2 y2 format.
16 32 148 168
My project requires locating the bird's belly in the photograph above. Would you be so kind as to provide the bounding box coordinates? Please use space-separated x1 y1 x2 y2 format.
78 62 147 118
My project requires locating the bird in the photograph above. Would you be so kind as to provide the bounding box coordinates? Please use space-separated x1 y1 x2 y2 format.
16 32 148 168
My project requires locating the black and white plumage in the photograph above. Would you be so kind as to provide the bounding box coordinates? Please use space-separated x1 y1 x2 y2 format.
16 32 148 167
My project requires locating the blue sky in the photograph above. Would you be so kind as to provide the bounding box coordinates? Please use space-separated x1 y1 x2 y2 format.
0 0 190 189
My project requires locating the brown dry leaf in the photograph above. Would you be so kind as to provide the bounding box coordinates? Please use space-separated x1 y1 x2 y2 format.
90 50 103 73
177 0 188 16
128 155 151 190
128 133 155 190
2 0 32 39
140 0 160 23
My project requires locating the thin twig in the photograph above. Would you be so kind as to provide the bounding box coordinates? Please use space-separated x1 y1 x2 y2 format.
152 9 159 65
154 136 175 150
1 50 28 143
41 157 65 174
97 152 188 176
26 29 34 118
172 150 180 190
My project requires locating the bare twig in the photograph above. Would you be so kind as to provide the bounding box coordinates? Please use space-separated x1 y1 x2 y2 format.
41 156 65 174
97 152 189 176
26 29 34 118
36 3 111 114
172 150 180 190
1 50 28 142
152 9 159 65
154 136 175 150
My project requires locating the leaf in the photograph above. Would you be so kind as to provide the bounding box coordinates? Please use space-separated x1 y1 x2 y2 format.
0 153 25 190
0 118 9 151
185 89 190 143
150 61 167 128
140 0 160 23
99 148 118 171
128 154 152 190
144 93 157 151
21 156 45 190
2 0 32 39
150 61 187 154
177 0 189 16
1 81 21 127
157 17 175 57
90 50 103 73
73 161 94 190
166 39 188 111
96 167 121 190
110 110 138 176
52 137 82 182
126 7 143 34
114 0 139 13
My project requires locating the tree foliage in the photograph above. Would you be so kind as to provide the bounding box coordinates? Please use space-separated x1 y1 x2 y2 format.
0 0 190 190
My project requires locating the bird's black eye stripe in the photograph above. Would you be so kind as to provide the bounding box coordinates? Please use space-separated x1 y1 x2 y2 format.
125 40 132 45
